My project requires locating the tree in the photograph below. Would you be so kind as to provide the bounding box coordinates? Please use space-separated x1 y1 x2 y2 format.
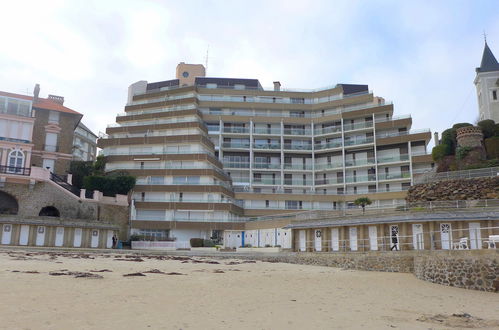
477 119 496 139
354 197 372 214
69 161 94 189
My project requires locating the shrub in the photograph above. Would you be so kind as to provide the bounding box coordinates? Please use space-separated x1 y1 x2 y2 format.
452 122 473 129
484 137 499 159
441 128 456 154
69 161 94 189
456 146 472 160
477 119 496 139
83 174 136 196
354 197 372 214
190 238 204 247
264 244 272 248
432 144 451 161
203 239 215 247
243 244 252 248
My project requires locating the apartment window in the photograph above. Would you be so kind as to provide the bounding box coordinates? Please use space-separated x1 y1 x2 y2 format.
285 200 302 209
150 176 164 184
173 176 200 184
353 187 358 194
402 182 411 190
265 200 269 208
48 111 60 124
337 187 344 194
141 192 145 201
44 132 58 152
493 90 498 101
385 184 390 192
7 150 24 172
291 98 305 104
179 192 183 202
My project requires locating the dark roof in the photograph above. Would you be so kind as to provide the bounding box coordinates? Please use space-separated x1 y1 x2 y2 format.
337 84 369 95
476 42 499 73
284 210 499 229
146 79 179 91
195 77 262 89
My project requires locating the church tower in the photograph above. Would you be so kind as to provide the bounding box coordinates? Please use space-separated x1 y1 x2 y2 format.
474 40 499 122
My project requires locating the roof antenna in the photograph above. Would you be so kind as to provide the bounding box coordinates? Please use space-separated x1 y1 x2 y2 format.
204 45 210 74
483 30 487 44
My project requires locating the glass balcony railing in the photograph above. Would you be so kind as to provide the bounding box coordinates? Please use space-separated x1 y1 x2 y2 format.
344 158 376 167
344 137 374 146
345 175 376 183
253 127 281 135
376 128 431 139
283 129 312 135
253 143 281 150
314 163 343 170
314 126 342 135
283 144 313 150
283 164 313 170
377 154 410 164
222 142 251 148
343 121 373 131
223 162 250 168
378 172 411 181
283 180 314 186
314 141 342 150
252 178 282 185
253 163 281 169
315 178 344 185
223 127 250 134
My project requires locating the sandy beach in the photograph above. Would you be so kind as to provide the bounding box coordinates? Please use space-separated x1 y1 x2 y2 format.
0 249 497 330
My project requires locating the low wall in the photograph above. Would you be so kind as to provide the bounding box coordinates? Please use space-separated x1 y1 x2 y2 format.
414 251 498 292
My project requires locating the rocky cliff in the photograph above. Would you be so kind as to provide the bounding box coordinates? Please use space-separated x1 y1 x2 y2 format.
406 177 499 202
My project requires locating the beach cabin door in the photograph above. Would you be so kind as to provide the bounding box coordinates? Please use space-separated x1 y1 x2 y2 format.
73 228 82 247
469 222 481 250
19 225 29 245
106 230 114 249
412 224 424 250
349 227 358 251
91 229 99 248
331 228 339 251
1 224 12 245
314 229 322 252
368 226 378 251
55 227 64 247
299 230 306 251
36 226 45 246
440 223 452 250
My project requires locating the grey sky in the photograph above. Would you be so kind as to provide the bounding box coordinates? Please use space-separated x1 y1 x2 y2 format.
1 0 498 145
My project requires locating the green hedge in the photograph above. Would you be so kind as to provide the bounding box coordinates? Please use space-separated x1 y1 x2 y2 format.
484 137 499 159
83 175 136 196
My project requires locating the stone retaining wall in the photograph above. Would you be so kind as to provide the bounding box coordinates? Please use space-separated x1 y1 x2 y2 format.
414 252 498 292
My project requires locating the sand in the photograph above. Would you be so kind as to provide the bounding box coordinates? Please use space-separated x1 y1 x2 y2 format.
0 249 497 330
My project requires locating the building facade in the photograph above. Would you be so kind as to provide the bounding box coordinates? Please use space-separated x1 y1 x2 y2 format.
73 122 98 162
475 41 499 123
99 63 434 245
0 92 34 179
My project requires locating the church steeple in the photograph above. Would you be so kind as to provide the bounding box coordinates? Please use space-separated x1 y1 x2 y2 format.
476 41 499 73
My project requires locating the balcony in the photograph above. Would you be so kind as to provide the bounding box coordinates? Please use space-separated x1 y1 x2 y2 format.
343 121 373 131
378 172 411 181
253 163 281 170
315 178 344 185
0 165 31 176
344 137 374 146
222 142 250 149
223 127 250 134
283 144 313 151
315 141 342 150
253 143 281 150
344 158 376 167
252 178 281 185
223 162 250 169
314 163 343 170
283 179 314 186
377 154 410 164
283 164 313 170
253 127 281 135
314 126 342 135
345 174 376 183
283 129 312 136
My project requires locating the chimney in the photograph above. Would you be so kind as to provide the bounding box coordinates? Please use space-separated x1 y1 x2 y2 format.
273 81 281 91
434 132 439 146
48 94 64 105
33 84 40 102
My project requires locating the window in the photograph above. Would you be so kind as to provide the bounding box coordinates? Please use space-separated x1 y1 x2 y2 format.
285 200 302 209
42 159 55 172
265 200 269 208
173 176 200 184
7 150 24 172
48 111 60 124
493 90 498 101
44 133 58 152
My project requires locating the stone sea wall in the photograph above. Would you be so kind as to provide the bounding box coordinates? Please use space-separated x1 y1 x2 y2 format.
406 177 499 202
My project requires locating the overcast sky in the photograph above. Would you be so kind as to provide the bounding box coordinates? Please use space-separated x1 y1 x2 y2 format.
1 0 498 145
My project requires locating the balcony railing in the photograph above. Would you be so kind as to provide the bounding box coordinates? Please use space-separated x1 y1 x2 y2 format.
0 165 31 176
253 127 281 135
223 162 250 169
223 127 250 134
344 158 376 167
376 128 430 139
253 163 281 169
283 164 313 170
253 143 281 150
344 137 374 146
315 178 344 185
314 163 343 170
283 144 313 150
314 141 342 150
252 178 282 185
283 129 312 136
343 121 373 131
221 142 251 149
377 172 411 181
345 174 377 183
377 154 410 164
283 180 314 186
314 126 342 135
